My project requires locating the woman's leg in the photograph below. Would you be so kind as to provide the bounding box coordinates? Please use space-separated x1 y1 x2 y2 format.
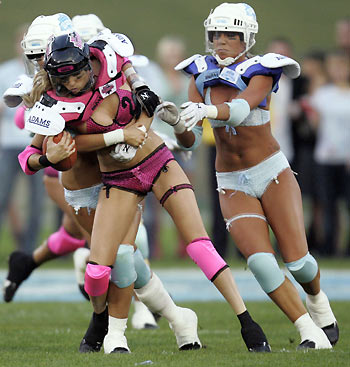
261 168 337 346
3 176 87 303
151 160 270 352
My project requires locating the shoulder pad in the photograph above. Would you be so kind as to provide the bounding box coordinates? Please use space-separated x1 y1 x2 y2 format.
88 29 134 57
260 53 300 79
174 54 203 72
129 54 150 68
25 101 65 135
235 56 262 75
3 74 33 108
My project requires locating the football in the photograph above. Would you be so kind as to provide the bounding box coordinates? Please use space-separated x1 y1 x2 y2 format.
42 132 77 171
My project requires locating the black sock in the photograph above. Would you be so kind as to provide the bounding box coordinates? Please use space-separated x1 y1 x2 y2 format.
237 310 254 328
8 251 37 284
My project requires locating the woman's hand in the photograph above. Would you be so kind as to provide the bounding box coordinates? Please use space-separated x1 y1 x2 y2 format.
123 125 147 147
45 131 76 164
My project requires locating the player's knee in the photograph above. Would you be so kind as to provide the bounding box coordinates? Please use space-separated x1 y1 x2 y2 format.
135 222 149 259
247 252 285 293
133 248 151 289
84 262 111 297
47 226 85 256
111 244 137 288
285 252 318 283
186 237 228 281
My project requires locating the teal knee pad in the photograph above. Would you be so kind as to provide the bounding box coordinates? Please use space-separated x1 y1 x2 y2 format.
111 244 137 288
134 248 151 289
135 222 149 260
247 252 285 293
285 252 318 283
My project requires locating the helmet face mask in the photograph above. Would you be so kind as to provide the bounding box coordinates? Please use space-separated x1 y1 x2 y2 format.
204 2 258 65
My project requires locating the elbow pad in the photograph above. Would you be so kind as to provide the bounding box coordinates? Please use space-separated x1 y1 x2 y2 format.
178 125 203 151
224 99 251 127
18 145 42 175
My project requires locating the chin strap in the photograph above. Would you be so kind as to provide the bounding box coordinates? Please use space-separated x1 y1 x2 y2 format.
214 39 256 66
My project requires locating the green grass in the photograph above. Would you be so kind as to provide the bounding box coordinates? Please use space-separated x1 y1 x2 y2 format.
0 301 348 367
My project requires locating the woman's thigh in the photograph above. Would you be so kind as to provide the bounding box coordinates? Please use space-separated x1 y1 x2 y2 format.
219 189 273 258
261 168 308 262
152 160 208 243
89 187 142 264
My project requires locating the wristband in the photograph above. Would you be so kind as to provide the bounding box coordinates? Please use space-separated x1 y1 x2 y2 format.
173 118 186 134
103 129 124 146
39 155 53 168
206 105 218 119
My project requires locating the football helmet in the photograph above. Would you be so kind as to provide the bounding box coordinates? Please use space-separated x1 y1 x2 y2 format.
21 13 74 59
44 32 93 96
204 2 258 65
72 14 107 42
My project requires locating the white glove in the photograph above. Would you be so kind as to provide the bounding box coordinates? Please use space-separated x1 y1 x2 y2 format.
110 143 137 162
156 101 180 126
180 102 208 131
3 74 33 108
156 101 186 134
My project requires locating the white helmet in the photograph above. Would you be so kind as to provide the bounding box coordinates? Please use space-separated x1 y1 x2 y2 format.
21 13 74 58
204 2 258 66
72 14 107 42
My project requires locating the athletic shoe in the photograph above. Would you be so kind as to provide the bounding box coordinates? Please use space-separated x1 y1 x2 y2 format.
241 321 271 352
169 307 202 350
306 291 339 346
131 300 158 330
295 313 332 350
73 248 90 301
3 251 37 302
79 308 108 353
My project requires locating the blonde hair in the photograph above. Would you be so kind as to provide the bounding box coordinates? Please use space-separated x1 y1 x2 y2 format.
22 69 52 108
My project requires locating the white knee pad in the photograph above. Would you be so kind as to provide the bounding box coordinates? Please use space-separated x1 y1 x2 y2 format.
285 252 318 283
111 244 137 288
135 222 149 259
247 252 285 293
133 248 151 289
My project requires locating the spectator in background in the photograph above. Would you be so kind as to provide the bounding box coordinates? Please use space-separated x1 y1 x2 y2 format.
335 17 350 59
298 50 327 251
140 35 193 259
0 24 44 253
309 50 350 256
267 38 298 163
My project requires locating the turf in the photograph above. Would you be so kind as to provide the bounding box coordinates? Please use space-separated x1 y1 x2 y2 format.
0 300 348 367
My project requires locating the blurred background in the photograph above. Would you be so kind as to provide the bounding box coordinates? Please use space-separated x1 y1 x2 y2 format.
0 0 349 267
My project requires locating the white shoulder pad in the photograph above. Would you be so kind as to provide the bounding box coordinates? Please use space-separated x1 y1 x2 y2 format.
89 29 134 57
235 56 261 75
25 101 65 135
54 100 86 113
129 54 150 68
3 74 33 108
174 54 203 71
261 53 301 79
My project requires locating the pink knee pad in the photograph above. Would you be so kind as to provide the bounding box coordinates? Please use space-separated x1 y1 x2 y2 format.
15 105 26 129
186 237 228 281
84 263 111 297
47 226 85 256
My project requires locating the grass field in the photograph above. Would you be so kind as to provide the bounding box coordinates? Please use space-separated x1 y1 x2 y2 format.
0 300 348 367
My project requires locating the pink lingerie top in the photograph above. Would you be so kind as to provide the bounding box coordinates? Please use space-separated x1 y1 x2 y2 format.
85 89 139 133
